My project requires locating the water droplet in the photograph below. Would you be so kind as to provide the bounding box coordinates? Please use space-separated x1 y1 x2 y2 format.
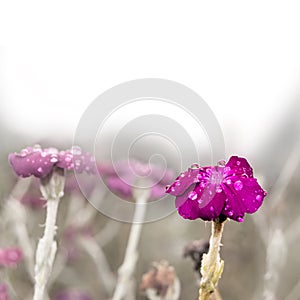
190 163 200 169
209 206 214 211
198 198 203 204
175 181 181 186
188 191 198 201
209 190 213 195
71 146 82 155
171 187 175 192
234 180 243 191
31 160 35 164
236 160 241 166
65 155 72 162
50 157 58 163
224 204 230 211
20 149 29 157
217 160 226 167
33 144 42 151
228 210 233 216
180 173 185 178
37 167 43 173
226 179 232 185
41 152 47 158
216 186 223 193
237 216 244 222
256 194 262 201
224 167 231 173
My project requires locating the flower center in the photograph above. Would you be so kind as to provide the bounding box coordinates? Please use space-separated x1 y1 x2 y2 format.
209 167 224 186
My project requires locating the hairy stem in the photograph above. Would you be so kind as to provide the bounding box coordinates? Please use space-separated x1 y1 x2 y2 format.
33 169 65 300
199 219 225 300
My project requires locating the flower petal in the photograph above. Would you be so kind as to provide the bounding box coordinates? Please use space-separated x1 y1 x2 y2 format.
9 147 57 178
176 182 226 221
224 156 253 178
57 147 96 174
106 176 133 199
166 168 200 196
222 177 266 222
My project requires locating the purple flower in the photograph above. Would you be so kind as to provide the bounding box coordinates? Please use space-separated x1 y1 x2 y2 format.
0 248 23 267
0 283 9 300
54 290 91 300
99 160 174 201
8 145 95 178
166 156 267 222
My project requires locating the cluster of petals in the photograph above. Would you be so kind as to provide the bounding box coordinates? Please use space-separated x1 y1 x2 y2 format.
99 159 174 200
8 145 96 178
0 247 23 267
166 156 267 222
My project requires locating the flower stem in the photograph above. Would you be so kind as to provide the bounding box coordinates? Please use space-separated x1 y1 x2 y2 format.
112 187 149 300
199 218 226 300
33 169 65 300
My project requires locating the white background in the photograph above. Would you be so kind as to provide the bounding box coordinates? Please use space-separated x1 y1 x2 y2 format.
0 0 299 156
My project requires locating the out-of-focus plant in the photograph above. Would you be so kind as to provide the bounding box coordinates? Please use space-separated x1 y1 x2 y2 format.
8 145 95 300
140 260 180 300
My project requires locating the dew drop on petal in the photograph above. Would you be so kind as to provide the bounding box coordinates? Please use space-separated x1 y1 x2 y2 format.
71 146 82 155
217 160 226 167
216 186 223 193
37 167 43 173
226 179 232 185
228 210 233 216
234 180 243 191
50 157 58 163
188 191 198 201
236 160 241 166
210 206 214 212
224 167 231 173
175 181 181 186
41 152 47 158
190 163 200 169
237 216 244 222
171 187 175 192
256 194 262 201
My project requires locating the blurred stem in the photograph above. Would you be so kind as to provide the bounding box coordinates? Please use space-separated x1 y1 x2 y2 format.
78 236 116 296
6 178 35 281
33 168 65 300
199 218 225 300
112 187 149 300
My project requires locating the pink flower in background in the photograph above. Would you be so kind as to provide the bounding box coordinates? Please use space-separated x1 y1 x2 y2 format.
20 194 45 210
8 145 95 178
54 289 91 300
166 156 267 222
99 159 174 201
0 284 9 300
0 248 23 267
